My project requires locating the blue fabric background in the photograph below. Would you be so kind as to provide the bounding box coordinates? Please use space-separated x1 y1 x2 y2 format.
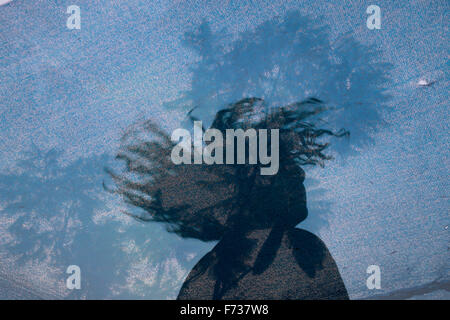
0 0 448 299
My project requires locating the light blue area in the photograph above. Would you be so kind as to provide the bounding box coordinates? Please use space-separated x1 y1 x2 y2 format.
0 0 448 299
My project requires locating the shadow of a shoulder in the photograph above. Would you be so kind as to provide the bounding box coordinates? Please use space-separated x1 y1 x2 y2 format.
178 228 349 300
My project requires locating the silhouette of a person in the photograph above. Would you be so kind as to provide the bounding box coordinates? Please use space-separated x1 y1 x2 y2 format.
110 97 349 299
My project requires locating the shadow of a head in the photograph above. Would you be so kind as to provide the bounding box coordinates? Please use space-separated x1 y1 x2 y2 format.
107 97 346 241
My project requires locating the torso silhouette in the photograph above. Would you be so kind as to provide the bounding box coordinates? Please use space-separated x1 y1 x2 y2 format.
178 227 349 300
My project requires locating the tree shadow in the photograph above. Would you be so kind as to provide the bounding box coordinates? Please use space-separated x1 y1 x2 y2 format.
0 147 178 299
